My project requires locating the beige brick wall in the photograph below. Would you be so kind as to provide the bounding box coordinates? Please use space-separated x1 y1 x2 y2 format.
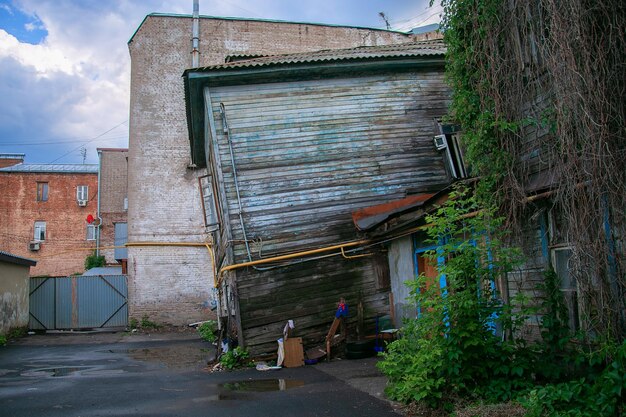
127 15 413 325
0 172 98 276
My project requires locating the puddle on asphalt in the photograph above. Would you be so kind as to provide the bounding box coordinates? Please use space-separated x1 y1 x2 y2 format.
106 345 214 369
218 379 305 393
21 367 87 377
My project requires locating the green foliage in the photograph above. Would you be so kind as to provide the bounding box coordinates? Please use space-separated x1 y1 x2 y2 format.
8 327 27 339
140 315 161 329
521 341 626 417
85 252 105 270
0 335 6 346
219 347 250 370
379 185 531 407
129 318 139 329
197 321 217 343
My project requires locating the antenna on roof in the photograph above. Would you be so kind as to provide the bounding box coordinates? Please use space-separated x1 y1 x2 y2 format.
80 147 87 164
379 12 391 30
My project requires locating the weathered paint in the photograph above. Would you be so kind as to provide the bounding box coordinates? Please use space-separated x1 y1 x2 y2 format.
387 235 416 324
204 67 450 353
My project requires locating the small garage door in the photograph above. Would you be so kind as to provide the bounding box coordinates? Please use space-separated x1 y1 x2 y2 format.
29 275 128 330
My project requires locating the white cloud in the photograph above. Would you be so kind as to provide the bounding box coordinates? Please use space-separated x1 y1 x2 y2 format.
0 4 13 15
0 0 436 163
0 29 76 75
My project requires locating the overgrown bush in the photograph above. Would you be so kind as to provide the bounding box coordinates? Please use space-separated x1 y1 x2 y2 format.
219 347 250 370
85 252 105 270
378 185 531 407
0 335 6 346
197 320 217 343
379 185 624 414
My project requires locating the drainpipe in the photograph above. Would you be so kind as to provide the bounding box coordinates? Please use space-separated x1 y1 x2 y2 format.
191 0 200 67
96 149 103 257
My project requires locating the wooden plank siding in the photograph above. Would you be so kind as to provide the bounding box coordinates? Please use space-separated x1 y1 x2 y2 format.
205 70 450 353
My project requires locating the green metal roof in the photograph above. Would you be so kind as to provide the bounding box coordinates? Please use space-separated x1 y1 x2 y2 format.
129 13 409 44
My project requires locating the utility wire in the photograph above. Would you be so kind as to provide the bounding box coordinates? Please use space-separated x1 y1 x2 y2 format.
48 120 128 164
1 135 128 146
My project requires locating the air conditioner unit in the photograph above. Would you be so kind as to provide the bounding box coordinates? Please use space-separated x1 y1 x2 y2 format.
78 199 88 207
29 241 40 251
433 134 447 150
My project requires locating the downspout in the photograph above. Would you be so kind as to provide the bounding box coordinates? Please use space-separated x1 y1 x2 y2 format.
96 149 103 257
191 0 200 68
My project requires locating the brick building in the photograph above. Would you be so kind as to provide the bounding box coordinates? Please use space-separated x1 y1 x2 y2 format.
97 148 128 267
127 13 418 325
0 153 25 169
0 160 98 277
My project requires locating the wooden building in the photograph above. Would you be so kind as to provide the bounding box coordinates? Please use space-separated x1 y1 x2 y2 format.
183 42 452 354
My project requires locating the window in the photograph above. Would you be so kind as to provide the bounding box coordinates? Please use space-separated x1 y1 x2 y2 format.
76 185 88 201
199 175 220 229
34 221 46 241
86 224 96 241
37 182 48 202
552 247 579 332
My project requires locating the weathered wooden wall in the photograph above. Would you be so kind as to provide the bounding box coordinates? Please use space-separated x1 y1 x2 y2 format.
206 69 450 352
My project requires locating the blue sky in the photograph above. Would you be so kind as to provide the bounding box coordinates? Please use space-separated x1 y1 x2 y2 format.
0 0 441 164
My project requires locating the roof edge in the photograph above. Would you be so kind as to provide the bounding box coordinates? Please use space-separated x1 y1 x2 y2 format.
0 251 37 267
129 12 410 44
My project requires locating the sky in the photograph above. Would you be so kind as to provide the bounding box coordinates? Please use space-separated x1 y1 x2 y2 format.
0 0 442 165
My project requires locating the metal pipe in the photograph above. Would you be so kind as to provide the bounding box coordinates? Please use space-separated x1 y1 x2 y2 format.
96 149 103 257
220 103 254 264
191 0 200 67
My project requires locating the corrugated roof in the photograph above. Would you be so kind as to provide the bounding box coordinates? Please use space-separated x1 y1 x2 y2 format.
352 193 436 231
82 266 123 276
187 41 445 72
0 153 25 159
0 250 37 267
0 163 98 174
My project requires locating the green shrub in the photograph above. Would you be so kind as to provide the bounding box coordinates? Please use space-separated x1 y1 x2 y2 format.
197 321 217 343
220 347 250 370
85 252 105 270
129 318 139 329
140 315 160 329
378 185 532 407
0 335 6 346
521 341 625 417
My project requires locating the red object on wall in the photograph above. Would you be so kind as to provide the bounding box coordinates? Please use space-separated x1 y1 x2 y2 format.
86 214 94 224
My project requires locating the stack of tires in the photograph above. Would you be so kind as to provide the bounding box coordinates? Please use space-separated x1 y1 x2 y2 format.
345 339 377 359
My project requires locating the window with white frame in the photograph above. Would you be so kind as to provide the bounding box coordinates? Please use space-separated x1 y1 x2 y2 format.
34 221 46 241
76 185 88 202
86 224 96 240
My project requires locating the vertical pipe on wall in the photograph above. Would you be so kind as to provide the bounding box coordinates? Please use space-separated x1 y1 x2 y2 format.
191 0 200 68
96 149 102 257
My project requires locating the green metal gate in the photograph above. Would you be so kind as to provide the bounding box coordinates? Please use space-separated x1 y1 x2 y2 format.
29 275 128 330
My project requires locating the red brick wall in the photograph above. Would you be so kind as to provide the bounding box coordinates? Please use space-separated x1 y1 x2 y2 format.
0 158 24 168
98 149 128 264
0 172 98 276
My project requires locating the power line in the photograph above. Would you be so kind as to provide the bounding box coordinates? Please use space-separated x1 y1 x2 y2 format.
0 135 128 146
48 120 128 164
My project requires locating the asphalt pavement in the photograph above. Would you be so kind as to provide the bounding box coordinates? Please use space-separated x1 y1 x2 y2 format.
0 332 401 417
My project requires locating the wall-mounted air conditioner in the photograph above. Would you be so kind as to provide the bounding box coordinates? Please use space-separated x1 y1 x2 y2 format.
78 200 88 207
434 133 468 179
29 241 40 251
